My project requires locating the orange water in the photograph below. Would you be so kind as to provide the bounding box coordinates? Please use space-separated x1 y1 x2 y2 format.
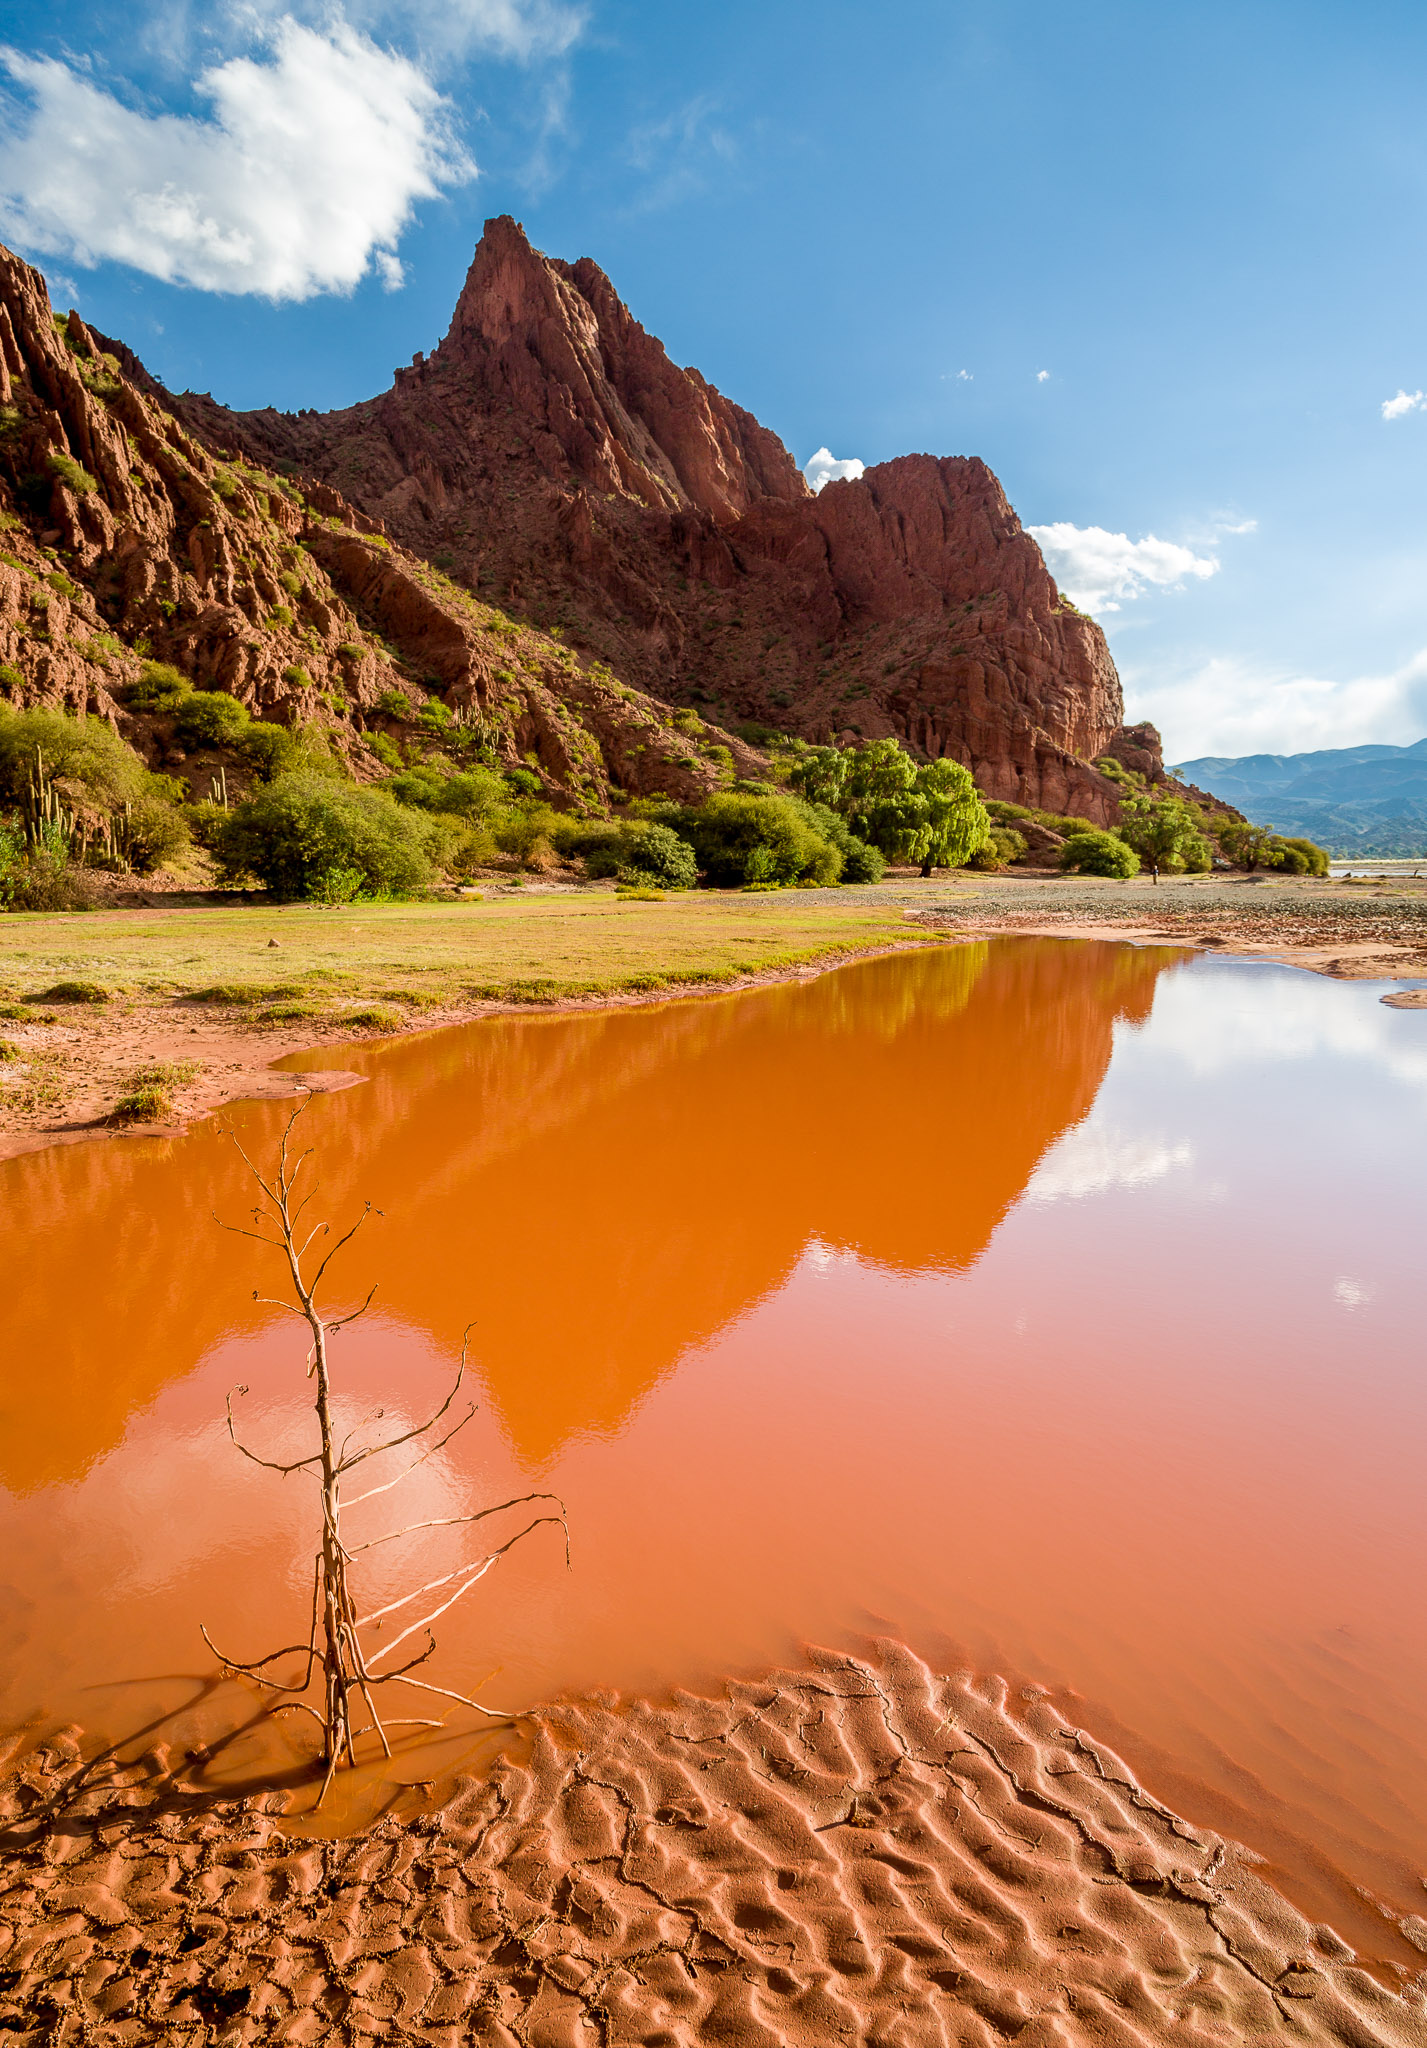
2 938 1425 1967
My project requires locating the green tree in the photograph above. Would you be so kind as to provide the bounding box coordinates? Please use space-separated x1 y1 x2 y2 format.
837 738 990 873
1218 819 1277 872
1116 795 1204 884
1059 829 1140 878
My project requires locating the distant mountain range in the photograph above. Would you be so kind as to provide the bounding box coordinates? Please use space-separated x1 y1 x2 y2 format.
1171 739 1427 855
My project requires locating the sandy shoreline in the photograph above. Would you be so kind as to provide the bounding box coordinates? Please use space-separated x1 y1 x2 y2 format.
2 1642 1422 2044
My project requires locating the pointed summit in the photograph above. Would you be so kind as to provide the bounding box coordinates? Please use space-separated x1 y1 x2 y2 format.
427 216 808 522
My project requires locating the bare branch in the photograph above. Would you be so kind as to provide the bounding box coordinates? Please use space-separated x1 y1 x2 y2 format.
346 1494 566 1554
338 1404 476 1497
336 1344 475 1475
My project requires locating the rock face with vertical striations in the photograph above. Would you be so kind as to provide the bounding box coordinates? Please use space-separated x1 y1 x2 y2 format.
170 216 1150 822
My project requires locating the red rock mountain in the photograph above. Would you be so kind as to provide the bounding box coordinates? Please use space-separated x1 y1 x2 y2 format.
171 216 1149 821
0 238 768 807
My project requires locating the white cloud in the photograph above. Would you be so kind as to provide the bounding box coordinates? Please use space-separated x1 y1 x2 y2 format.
1027 521 1218 614
0 18 474 299
1036 368 1050 382
1027 1122 1194 1202
805 447 866 493
1129 643 1427 757
1382 389 1425 421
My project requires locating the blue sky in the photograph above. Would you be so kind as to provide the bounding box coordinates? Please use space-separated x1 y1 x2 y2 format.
1 0 1424 759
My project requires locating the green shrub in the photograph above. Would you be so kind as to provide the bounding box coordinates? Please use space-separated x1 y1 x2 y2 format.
584 821 697 889
504 766 542 798
791 736 989 872
668 792 843 888
237 721 304 782
48 452 97 495
967 826 1028 871
279 570 303 598
213 772 437 899
375 688 412 720
268 604 295 629
0 662 22 698
282 664 314 690
384 764 505 820
0 1038 18 1061
1272 835 1330 877
493 805 557 867
126 661 192 712
1060 830 1140 877
367 732 402 770
0 704 182 869
174 690 250 748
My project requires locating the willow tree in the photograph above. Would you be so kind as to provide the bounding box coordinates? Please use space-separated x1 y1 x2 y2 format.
204 1103 566 1804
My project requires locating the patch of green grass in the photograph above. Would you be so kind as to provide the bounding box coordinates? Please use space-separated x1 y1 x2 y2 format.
257 1000 326 1023
36 980 110 1004
336 1004 404 1031
0 1039 19 1061
377 987 447 1010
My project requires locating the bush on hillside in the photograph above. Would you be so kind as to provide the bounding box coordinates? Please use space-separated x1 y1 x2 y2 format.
0 704 189 873
125 662 192 712
174 690 251 749
384 764 505 821
1059 829 1140 878
212 773 436 899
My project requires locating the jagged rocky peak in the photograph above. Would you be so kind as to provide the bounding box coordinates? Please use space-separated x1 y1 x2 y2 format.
420 214 810 523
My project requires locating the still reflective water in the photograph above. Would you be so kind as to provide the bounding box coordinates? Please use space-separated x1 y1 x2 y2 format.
1 939 1424 1967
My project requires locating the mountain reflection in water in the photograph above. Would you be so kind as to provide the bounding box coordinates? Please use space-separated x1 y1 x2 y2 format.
2 936 1425 1973
0 936 1169 1481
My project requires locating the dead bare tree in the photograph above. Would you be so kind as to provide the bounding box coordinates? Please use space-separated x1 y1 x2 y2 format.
202 1097 567 1805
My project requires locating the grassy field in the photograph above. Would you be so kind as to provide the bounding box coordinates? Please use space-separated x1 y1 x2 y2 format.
0 888 931 1014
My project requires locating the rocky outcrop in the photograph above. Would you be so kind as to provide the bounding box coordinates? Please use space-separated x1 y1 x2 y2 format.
0 242 752 808
170 216 1140 822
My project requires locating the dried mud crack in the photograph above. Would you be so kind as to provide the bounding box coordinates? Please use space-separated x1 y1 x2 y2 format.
2 1644 1422 2044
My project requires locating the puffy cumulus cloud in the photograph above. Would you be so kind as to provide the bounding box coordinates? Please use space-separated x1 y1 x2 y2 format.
1036 368 1049 382
1124 644 1427 758
0 18 473 299
804 447 865 494
1026 522 1218 614
1382 389 1426 421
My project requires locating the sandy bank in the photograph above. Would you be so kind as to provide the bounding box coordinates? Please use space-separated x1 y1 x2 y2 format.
1 1643 1421 2044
